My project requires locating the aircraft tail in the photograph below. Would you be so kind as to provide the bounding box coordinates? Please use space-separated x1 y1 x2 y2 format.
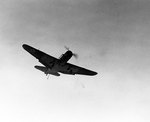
34 65 60 76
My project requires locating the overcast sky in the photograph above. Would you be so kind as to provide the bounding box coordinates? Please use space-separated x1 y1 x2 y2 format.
1 0 150 122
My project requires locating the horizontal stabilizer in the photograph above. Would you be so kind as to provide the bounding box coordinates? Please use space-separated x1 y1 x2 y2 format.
34 65 47 72
34 65 60 76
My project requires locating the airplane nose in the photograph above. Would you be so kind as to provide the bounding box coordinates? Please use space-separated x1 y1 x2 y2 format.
67 50 72 55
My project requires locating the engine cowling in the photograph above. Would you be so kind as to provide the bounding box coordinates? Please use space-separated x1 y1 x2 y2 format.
59 50 73 63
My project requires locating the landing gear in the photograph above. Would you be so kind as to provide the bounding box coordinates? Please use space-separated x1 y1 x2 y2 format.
47 74 50 79
45 69 50 79
45 73 50 79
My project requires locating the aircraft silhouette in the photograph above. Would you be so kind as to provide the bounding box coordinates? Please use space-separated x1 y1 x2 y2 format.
22 44 97 77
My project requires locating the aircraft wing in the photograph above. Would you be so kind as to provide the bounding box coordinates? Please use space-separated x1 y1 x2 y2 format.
59 63 97 76
34 65 47 72
22 44 58 68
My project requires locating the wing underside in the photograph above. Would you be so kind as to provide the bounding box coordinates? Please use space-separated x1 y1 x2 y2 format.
59 63 97 76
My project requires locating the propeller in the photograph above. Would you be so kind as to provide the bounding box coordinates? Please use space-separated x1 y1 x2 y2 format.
64 46 70 51
72 53 78 59
64 46 79 59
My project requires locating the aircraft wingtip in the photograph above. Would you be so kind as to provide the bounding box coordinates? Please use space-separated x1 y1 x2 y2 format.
95 72 98 75
22 44 26 49
92 71 98 76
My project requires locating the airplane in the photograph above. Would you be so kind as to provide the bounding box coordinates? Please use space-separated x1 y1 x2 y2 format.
22 44 97 77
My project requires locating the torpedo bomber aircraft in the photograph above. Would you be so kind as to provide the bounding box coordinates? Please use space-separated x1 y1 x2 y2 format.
22 44 97 77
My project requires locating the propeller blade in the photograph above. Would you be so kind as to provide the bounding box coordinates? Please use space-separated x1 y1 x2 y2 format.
64 46 79 59
73 53 78 59
64 46 69 51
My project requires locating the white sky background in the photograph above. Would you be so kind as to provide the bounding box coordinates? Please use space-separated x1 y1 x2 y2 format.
0 0 150 122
